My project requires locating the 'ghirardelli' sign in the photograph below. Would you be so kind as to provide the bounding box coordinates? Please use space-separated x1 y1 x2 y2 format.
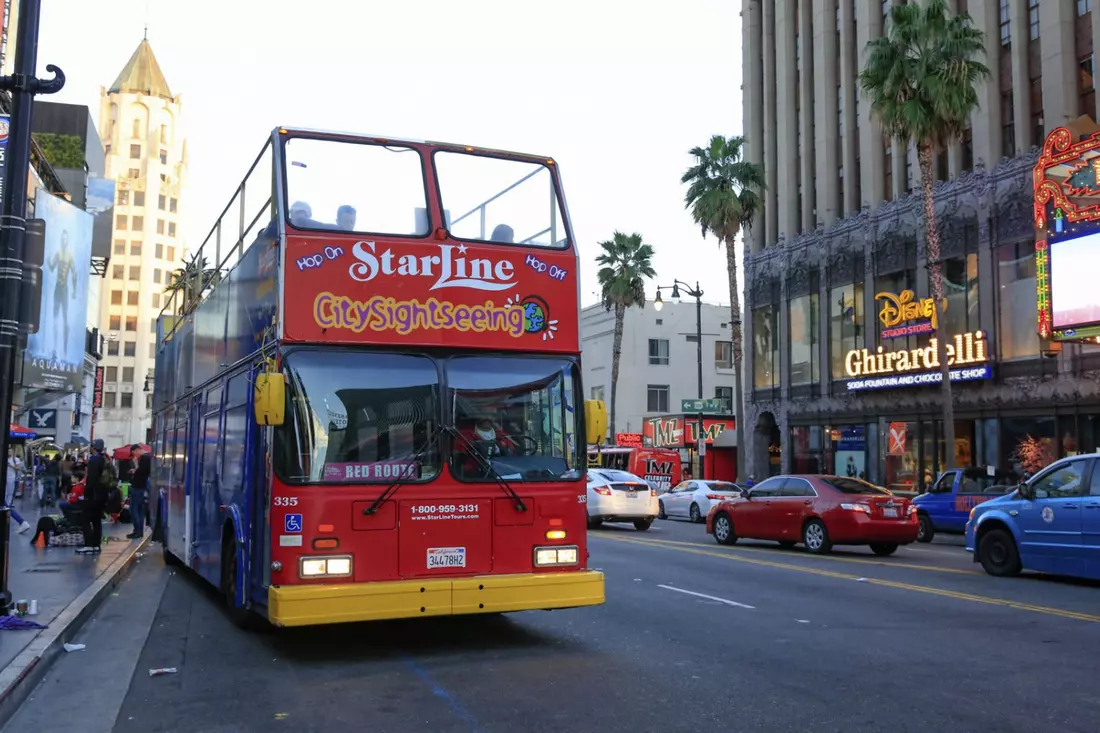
348 241 517 291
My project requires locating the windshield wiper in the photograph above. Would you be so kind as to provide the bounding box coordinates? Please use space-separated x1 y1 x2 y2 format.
362 423 445 515
444 425 527 512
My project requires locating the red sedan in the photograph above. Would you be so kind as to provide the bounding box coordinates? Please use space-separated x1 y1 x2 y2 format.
705 474 918 555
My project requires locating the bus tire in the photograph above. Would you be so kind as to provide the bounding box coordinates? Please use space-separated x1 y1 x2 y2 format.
162 544 181 567
221 534 265 631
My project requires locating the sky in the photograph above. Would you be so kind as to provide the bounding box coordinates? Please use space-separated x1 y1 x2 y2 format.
37 0 743 309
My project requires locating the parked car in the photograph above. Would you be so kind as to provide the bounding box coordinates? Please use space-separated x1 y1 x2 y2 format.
912 467 1020 542
967 455 1100 580
706 475 919 555
658 480 745 523
586 468 660 530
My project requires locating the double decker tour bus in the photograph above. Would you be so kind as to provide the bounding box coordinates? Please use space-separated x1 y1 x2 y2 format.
152 127 607 627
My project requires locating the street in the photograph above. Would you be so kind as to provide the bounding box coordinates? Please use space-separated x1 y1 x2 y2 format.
6 519 1100 733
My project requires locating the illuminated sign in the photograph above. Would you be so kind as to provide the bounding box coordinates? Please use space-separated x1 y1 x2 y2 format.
93 366 104 408
643 416 734 448
876 289 942 339
615 432 643 447
843 331 992 391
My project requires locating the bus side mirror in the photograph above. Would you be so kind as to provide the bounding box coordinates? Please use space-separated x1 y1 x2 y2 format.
254 373 286 426
584 400 607 446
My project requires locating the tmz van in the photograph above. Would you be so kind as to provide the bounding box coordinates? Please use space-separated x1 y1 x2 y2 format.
587 446 682 492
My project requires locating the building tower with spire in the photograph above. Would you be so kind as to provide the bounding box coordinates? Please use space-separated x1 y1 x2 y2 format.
97 37 187 447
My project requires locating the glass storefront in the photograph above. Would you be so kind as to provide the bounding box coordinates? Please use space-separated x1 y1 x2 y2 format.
789 425 868 479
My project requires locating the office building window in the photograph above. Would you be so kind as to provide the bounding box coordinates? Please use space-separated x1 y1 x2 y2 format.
128 168 140 179
158 194 166 210
883 143 893 201
168 223 176 237
124 341 136 357
646 385 670 413
107 341 119 356
1080 0 1091 15
129 266 140 281
715 341 733 369
118 189 129 205
115 215 127 230
1028 0 1039 40
155 243 163 259
789 293 820 386
149 343 156 359
112 264 124 280
125 316 137 332
999 0 1011 46
130 144 141 159
146 393 153 409
159 150 167 164
134 191 145 207
963 125 974 171
153 269 161 284
110 290 123 305
130 242 141 256
167 246 175 260
127 291 139 306
169 198 177 213
997 240 1039 359
106 366 118 382
132 215 144 230
160 125 168 144
1002 91 1015 156
109 315 121 331
113 240 125 255
120 393 133 408
150 320 157 333
103 392 116 408
715 386 733 412
829 282 864 379
943 253 981 337
1080 56 1095 118
152 292 160 308
132 119 141 138
157 219 164 234
752 305 779 390
123 366 134 382
649 338 669 365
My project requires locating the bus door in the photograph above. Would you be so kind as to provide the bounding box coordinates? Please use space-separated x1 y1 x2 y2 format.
193 384 224 588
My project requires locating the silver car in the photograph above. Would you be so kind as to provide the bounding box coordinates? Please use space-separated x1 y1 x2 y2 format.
658 480 745 523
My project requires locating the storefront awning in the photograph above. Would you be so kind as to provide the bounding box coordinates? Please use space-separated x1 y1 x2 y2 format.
9 423 36 440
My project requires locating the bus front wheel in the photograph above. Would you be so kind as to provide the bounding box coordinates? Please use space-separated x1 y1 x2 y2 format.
221 535 265 631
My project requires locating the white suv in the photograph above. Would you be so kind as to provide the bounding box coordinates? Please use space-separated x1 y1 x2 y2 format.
586 468 660 531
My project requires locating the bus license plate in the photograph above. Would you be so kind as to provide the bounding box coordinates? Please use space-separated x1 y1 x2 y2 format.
883 507 897 518
427 547 466 569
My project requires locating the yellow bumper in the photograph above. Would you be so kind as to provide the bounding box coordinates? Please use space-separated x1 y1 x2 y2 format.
267 570 605 627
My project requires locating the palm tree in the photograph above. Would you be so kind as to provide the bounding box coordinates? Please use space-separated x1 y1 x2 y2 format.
596 232 657 442
860 0 989 471
164 252 223 315
681 135 765 482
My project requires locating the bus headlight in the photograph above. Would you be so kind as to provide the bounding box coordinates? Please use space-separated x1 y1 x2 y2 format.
534 545 579 567
299 555 353 578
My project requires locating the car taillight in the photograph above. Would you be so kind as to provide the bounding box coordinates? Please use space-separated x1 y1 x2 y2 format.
706 494 727 501
593 485 612 496
650 489 658 497
840 503 871 514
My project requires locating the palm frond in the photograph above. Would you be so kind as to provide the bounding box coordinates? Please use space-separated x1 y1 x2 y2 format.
595 231 657 313
681 134 765 244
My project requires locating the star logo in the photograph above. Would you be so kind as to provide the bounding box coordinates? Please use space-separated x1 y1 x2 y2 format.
456 244 468 255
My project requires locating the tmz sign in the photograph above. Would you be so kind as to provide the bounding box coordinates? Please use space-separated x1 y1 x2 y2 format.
643 417 734 448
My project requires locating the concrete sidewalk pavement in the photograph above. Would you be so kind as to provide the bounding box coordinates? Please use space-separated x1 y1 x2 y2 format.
0 498 150 727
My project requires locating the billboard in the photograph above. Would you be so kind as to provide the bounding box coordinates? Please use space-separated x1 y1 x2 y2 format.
1049 231 1100 331
86 176 115 260
23 189 93 392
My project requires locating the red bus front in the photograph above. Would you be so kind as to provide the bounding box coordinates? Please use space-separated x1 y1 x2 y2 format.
263 129 604 626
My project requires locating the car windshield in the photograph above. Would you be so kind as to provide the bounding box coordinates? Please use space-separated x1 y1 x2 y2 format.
275 350 441 483
820 476 891 495
447 356 582 482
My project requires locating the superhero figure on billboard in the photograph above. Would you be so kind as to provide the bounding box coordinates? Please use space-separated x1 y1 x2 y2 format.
48 229 77 356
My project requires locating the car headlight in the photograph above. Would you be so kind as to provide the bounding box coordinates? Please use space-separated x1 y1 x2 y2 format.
534 545 579 567
298 555 353 578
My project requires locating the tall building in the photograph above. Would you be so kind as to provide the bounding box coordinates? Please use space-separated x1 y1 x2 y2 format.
740 1 1100 487
96 37 187 446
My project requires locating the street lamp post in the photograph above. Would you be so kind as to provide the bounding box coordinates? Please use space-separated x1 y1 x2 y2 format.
653 280 705 479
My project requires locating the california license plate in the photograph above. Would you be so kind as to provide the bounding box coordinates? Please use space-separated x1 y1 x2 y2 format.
883 508 897 518
626 491 638 498
427 547 466 569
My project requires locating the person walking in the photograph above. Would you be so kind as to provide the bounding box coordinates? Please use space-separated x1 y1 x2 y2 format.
79 439 112 554
128 444 150 539
4 454 30 534
42 454 61 507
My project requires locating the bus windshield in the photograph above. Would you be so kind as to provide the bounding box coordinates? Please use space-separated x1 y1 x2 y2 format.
275 350 441 484
447 356 582 483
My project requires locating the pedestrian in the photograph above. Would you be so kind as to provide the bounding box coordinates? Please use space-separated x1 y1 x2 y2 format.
79 439 113 554
60 453 74 495
42 454 61 507
128 444 151 540
4 454 30 534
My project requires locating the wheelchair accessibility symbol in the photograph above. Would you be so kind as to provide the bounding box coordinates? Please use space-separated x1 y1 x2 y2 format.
285 514 303 533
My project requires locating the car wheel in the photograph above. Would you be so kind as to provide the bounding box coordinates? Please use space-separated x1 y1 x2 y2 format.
978 528 1022 577
587 517 603 530
917 515 934 543
689 503 702 524
658 501 667 520
713 512 737 545
802 519 832 554
870 543 898 556
778 541 796 549
633 518 654 531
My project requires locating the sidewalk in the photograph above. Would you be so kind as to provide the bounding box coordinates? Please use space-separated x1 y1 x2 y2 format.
0 497 150 724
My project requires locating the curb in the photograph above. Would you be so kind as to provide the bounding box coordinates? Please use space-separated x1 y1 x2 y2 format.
0 533 152 729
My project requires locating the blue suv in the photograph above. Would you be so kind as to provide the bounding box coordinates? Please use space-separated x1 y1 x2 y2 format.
966 455 1100 580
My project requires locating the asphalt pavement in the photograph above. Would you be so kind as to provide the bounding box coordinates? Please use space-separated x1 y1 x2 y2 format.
5 518 1100 733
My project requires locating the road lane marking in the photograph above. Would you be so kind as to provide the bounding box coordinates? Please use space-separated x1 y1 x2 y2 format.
657 584 756 609
603 533 981 576
595 534 1100 624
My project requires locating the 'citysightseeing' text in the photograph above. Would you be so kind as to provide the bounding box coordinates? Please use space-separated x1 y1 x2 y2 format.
313 292 526 337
